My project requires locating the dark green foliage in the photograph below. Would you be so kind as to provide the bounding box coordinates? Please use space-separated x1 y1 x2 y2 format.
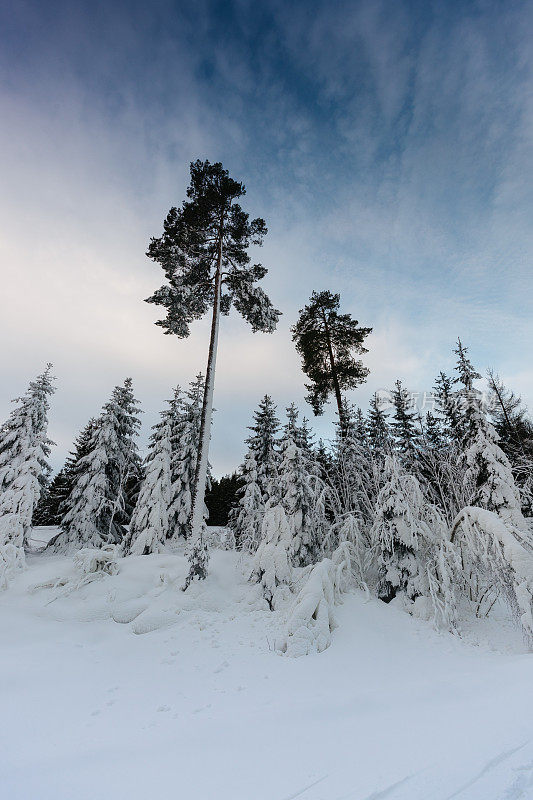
367 392 390 453
391 380 419 458
433 372 462 442
453 339 483 447
454 339 481 392
291 290 371 427
423 411 444 449
32 469 70 526
205 472 240 526
487 370 533 462
146 159 280 336
245 395 280 501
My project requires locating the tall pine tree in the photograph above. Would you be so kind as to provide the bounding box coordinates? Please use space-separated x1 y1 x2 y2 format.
146 159 280 586
292 290 371 434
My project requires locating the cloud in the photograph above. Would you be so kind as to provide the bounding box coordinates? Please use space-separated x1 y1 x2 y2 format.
0 0 531 474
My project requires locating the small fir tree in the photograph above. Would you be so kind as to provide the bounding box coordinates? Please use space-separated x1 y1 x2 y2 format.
168 375 205 542
250 504 293 610
245 395 280 503
367 392 390 453
372 455 437 603
433 372 462 442
391 380 418 459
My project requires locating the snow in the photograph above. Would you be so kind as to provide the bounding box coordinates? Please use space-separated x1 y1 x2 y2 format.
2 530 533 799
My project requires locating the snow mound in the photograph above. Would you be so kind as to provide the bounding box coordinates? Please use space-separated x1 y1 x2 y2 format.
279 543 354 657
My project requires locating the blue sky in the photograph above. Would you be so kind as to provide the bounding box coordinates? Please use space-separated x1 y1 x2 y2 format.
1 0 532 474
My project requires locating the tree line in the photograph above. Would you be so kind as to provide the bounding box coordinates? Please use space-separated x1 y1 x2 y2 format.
1 158 532 645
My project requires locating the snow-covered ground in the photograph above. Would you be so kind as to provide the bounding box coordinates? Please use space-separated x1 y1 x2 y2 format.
2 530 533 800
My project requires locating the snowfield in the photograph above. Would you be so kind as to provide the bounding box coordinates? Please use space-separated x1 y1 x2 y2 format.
2 532 533 800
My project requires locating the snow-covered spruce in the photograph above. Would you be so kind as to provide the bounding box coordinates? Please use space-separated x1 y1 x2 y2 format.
451 506 533 644
279 432 326 568
278 543 354 657
229 450 264 552
329 401 383 528
168 376 206 542
462 388 525 530
250 504 293 609
0 365 55 587
48 379 141 552
123 420 172 555
245 395 281 504
372 455 441 605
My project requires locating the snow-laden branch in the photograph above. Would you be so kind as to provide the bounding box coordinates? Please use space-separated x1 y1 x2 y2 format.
278 543 355 657
451 506 533 644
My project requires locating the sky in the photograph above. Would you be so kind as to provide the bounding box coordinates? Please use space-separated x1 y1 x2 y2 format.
1 0 532 475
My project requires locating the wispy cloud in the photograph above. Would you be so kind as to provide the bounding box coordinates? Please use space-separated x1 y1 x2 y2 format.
0 0 531 473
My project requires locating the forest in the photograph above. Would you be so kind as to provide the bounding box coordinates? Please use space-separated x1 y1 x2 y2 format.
2 160 533 658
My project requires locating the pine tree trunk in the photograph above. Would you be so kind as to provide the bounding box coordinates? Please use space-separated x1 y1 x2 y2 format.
321 309 344 435
185 212 224 586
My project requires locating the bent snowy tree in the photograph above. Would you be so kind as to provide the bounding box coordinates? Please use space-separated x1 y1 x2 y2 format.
146 159 280 587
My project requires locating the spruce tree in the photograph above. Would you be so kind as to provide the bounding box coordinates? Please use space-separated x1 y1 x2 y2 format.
106 378 142 535
32 469 70 526
168 375 205 542
56 418 99 526
123 419 172 556
291 290 371 434
460 376 524 529
487 370 533 463
49 380 141 551
0 365 55 585
146 159 280 586
367 392 390 453
245 395 280 503
433 372 461 442
391 380 418 459
372 455 437 603
332 400 376 525
424 411 444 449
229 450 264 552
279 430 324 567
205 472 240 526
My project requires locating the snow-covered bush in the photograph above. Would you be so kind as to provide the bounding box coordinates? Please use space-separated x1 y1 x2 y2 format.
451 506 533 645
250 504 293 609
29 545 120 600
73 545 121 577
372 455 441 604
278 543 354 657
325 512 374 591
